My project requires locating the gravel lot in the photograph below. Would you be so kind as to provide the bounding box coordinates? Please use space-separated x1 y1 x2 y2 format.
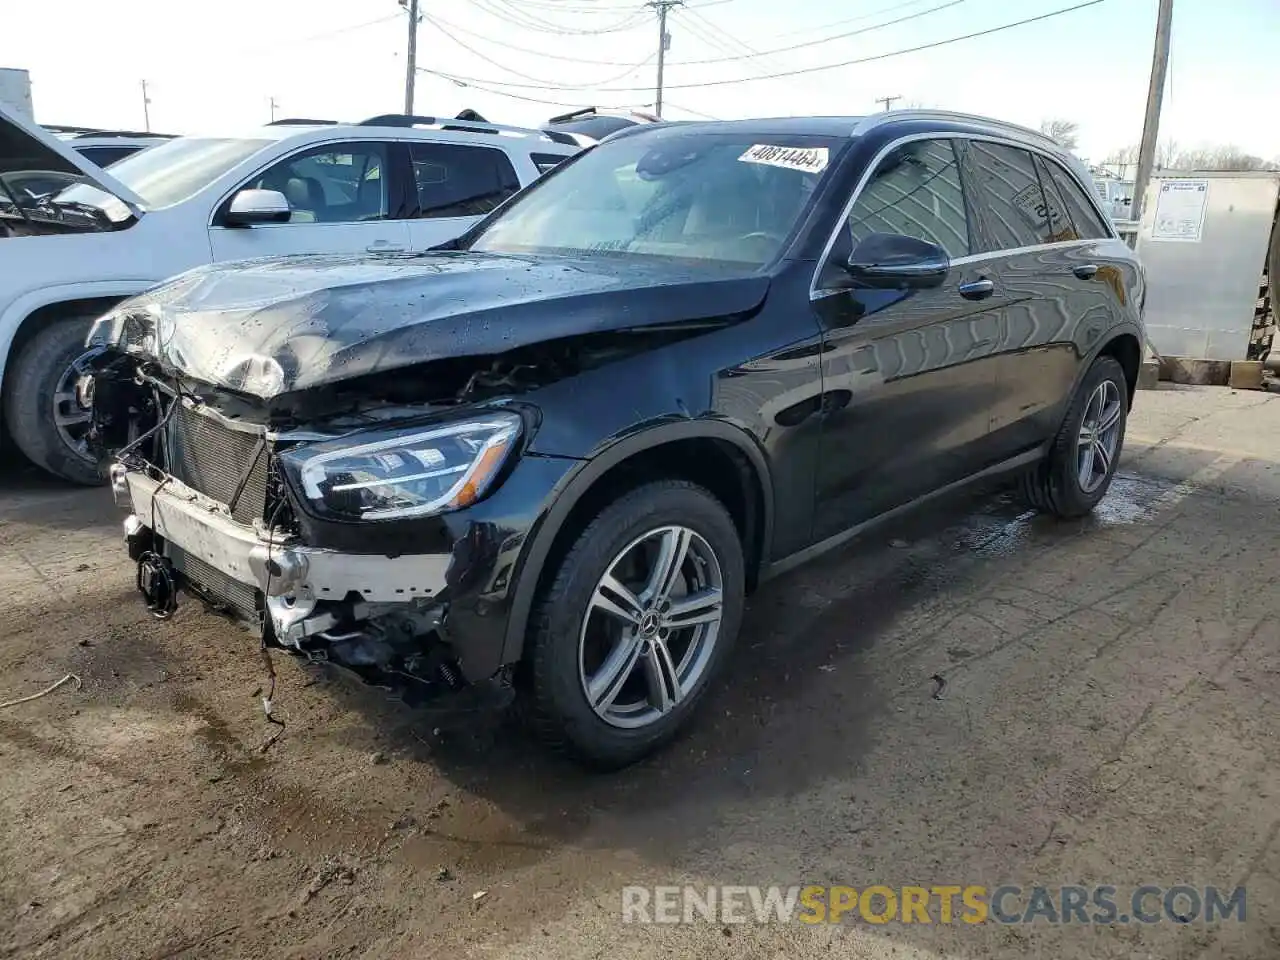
1 384 1278 960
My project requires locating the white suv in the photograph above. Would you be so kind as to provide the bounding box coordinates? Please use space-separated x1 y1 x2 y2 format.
0 106 581 483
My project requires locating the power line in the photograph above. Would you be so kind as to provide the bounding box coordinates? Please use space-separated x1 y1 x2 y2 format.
670 0 967 65
425 10 658 64
663 100 721 120
419 69 643 110
425 14 654 87
771 0 940 39
471 0 650 35
430 0 1110 93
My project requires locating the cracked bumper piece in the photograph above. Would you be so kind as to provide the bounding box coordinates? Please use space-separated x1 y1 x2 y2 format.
123 470 450 616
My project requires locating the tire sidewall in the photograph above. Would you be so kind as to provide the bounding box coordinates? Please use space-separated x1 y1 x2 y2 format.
3 315 102 485
1053 355 1128 512
534 483 744 766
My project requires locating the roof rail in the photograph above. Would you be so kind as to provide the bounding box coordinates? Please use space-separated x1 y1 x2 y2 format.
76 130 176 140
267 118 340 126
853 109 1053 145
357 113 579 147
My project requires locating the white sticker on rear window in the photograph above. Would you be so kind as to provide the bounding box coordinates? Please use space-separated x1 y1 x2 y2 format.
738 144 829 174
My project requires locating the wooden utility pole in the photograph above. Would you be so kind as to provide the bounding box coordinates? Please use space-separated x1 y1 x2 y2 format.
403 0 420 115
647 0 682 118
1130 0 1174 224
875 95 901 112
140 79 151 132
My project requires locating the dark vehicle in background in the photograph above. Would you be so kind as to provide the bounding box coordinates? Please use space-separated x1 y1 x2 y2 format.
90 110 1145 768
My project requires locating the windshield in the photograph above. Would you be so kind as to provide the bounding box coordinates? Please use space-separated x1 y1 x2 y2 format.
57 137 269 209
468 130 843 267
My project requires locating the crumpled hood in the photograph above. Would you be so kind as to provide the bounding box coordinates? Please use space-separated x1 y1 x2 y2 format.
89 251 769 399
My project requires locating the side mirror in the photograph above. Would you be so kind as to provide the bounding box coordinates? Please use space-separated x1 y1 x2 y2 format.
844 232 950 289
224 188 291 227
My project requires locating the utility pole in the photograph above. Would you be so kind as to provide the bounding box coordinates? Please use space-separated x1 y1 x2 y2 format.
269 96 279 122
140 79 151 132
1130 0 1174 225
402 0 420 115
647 0 682 118
875 95 901 112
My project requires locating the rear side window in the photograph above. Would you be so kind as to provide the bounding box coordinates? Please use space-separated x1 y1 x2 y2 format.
531 152 569 174
76 145 142 167
1032 154 1080 242
965 141 1054 250
846 138 970 258
1042 157 1112 239
410 143 520 218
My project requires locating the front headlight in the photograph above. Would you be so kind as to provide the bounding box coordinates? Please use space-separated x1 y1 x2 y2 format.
281 413 522 521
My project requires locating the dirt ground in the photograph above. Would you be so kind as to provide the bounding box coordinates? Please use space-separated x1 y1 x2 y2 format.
1 383 1278 960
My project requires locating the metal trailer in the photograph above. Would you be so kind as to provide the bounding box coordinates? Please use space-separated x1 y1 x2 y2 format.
1135 171 1279 363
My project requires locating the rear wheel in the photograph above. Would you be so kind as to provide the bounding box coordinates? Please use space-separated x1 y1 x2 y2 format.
1021 354 1127 518
522 480 744 769
3 315 104 485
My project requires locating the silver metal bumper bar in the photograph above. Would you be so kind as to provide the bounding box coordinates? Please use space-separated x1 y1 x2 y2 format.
123 471 451 603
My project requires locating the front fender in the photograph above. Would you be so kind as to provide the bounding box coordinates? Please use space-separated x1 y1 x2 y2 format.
0 280 158 388
499 418 775 666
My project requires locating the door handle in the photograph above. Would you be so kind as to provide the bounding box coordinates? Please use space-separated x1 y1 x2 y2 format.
1073 263 1100 279
958 278 995 300
366 241 407 253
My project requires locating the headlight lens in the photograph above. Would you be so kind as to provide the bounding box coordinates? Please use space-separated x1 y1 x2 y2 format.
283 413 522 521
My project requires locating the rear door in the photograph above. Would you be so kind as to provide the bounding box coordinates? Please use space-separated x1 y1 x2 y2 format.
208 140 411 261
404 141 524 250
961 140 1121 457
810 136 1005 539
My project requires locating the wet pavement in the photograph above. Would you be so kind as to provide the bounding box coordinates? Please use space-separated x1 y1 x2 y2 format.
0 383 1278 959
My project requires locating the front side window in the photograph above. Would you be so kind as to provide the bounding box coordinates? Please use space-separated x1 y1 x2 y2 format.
966 141 1054 250
469 131 842 267
845 138 970 258
411 143 520 218
1043 157 1112 239
244 142 389 224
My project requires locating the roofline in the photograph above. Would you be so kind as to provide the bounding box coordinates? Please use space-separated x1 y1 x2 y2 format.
853 110 1057 148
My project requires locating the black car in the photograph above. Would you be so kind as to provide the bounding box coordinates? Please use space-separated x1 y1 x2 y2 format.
88 111 1145 768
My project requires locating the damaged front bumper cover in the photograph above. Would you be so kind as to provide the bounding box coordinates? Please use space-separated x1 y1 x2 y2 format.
119 469 451 645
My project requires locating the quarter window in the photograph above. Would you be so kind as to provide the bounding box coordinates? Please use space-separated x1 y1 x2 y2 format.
1032 154 1079 242
1043 157 1112 239
966 142 1054 250
410 143 520 218
846 138 970 258
245 142 389 224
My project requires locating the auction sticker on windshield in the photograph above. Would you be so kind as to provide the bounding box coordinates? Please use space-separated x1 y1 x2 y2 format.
739 144 829 174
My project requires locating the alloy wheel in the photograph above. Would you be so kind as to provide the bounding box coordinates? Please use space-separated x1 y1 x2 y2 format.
1076 379 1123 493
51 348 102 465
578 525 724 729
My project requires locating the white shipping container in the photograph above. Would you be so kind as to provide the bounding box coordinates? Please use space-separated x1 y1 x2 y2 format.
0 68 34 122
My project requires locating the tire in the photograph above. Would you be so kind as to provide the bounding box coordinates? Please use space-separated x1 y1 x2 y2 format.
1020 354 1128 518
522 480 745 770
3 315 104 486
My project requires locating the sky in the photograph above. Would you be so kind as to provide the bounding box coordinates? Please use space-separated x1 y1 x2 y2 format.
1 0 1276 166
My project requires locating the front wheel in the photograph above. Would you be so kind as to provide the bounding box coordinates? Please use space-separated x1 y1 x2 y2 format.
522 480 745 769
3 315 105 485
1021 354 1128 518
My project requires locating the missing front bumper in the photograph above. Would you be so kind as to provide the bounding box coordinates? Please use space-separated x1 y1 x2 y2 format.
121 469 452 643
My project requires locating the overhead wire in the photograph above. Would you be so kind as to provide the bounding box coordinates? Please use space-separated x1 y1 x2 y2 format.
418 69 644 110
426 14 655 87
471 0 650 35
428 0 1110 93
670 0 968 65
424 10 654 64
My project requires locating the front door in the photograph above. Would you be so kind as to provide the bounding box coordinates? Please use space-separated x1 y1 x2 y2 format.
209 141 410 262
811 137 1003 541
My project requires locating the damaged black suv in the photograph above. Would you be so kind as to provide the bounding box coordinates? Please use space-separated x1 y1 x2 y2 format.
89 111 1144 768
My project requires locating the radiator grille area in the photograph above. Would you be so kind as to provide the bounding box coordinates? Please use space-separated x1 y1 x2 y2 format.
167 546 259 623
166 404 268 525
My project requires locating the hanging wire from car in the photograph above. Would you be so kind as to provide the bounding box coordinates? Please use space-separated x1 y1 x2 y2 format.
256 496 289 753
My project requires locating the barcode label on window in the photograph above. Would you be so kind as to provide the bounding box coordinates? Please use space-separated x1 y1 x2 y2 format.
738 144 829 174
